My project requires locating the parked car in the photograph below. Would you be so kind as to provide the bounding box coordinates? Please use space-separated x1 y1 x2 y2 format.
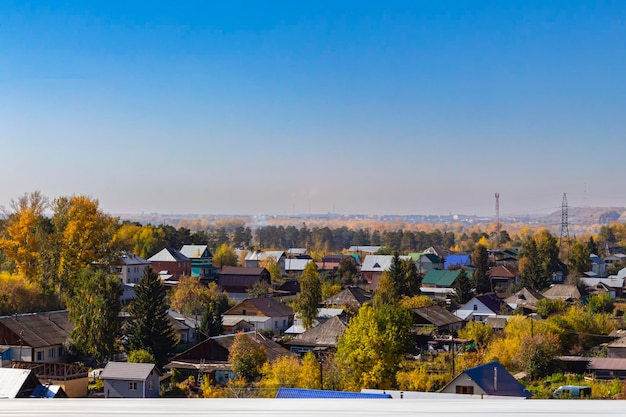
552 385 591 398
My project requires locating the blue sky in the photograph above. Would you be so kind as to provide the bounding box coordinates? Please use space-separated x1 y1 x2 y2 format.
1 1 625 217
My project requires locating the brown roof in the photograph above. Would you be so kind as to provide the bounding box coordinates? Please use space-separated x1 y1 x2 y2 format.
589 357 626 371
224 298 293 318
220 267 267 276
321 287 371 308
607 336 626 349
171 332 295 364
0 311 72 348
289 316 347 348
412 305 464 328
504 287 545 308
487 265 518 278
542 284 582 301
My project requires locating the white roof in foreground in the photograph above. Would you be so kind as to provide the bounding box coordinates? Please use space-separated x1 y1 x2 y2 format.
0 368 32 399
0 398 623 417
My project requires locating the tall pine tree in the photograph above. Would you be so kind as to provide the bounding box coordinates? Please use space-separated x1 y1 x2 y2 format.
471 245 491 294
125 267 178 368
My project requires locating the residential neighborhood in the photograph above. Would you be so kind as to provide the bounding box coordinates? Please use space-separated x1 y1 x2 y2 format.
3 196 626 401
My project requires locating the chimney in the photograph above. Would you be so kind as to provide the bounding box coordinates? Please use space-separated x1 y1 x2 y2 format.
493 366 498 392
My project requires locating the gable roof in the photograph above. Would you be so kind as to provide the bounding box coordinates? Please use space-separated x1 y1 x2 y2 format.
412 305 464 328
474 293 513 315
171 332 295 364
422 269 462 287
148 247 189 263
464 361 531 397
504 287 545 309
0 311 72 348
444 361 531 398
119 252 150 266
220 266 267 276
361 255 411 272
244 250 285 262
224 298 293 318
289 316 347 348
100 362 160 381
284 258 313 271
347 246 381 254
321 286 371 308
0 368 40 399
542 284 582 301
487 265 518 278
180 245 212 259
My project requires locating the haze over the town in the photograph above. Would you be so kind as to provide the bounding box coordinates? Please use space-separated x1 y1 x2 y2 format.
2 1 625 217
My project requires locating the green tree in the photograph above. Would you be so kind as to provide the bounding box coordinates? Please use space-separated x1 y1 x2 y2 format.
67 268 122 364
372 272 399 308
295 262 322 330
586 293 614 314
520 334 560 379
213 243 238 269
125 267 178 368
128 349 156 364
337 256 358 286
199 283 230 338
387 253 408 296
568 241 591 277
535 298 568 319
458 320 494 349
247 279 270 298
336 304 412 390
454 270 473 305
402 258 421 296
229 332 267 381
471 244 491 294
169 276 210 316
519 237 547 291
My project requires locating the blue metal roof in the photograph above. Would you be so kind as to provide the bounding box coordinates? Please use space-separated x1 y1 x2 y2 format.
444 254 471 269
276 388 391 399
463 361 532 398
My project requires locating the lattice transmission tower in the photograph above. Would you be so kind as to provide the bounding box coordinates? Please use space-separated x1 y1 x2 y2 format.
494 192 500 246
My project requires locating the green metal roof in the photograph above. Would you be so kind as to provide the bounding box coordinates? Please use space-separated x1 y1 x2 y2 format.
421 269 462 287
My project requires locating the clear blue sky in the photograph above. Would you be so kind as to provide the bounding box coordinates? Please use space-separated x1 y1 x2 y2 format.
1 1 625 217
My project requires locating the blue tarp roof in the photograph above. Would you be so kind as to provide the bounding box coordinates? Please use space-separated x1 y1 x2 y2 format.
276 388 391 399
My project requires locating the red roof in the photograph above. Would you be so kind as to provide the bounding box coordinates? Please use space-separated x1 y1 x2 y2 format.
487 265 518 278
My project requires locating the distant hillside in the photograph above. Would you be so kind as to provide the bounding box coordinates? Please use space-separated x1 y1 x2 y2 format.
533 207 626 232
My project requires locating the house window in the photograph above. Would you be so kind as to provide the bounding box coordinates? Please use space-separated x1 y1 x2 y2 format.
36 351 44 361
127 268 131 273
58 347 64 357
456 385 474 394
275 320 278 328
283 320 286 327
473 304 478 311
129 381 138 391
242 309 246 315
148 380 154 390
49 348 55 359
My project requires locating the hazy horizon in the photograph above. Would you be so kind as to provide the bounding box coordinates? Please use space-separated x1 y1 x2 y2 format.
3 2 625 217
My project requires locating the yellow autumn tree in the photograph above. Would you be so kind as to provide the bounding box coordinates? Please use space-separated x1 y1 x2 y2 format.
258 356 302 397
0 191 49 284
169 276 211 316
299 351 321 389
57 195 120 296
